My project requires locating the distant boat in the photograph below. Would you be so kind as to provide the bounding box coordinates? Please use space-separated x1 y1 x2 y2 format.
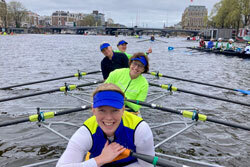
187 47 250 59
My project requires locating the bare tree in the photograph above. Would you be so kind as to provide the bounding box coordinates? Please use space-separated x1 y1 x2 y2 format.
8 1 27 28
0 0 8 29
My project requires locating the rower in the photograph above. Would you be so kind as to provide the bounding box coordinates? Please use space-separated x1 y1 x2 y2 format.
244 41 250 54
215 38 224 50
225 39 235 51
199 37 206 48
207 38 214 49
150 35 155 41
115 40 152 59
100 42 129 80
56 83 155 167
105 53 149 116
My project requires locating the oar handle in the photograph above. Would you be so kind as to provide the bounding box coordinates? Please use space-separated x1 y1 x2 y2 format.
130 151 184 167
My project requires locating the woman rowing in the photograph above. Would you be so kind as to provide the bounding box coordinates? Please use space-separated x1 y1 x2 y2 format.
105 53 149 115
207 38 214 49
243 41 250 54
225 39 235 51
199 37 206 48
56 83 155 167
215 38 224 50
115 40 152 59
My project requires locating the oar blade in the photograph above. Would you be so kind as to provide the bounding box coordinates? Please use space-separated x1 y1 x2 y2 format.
235 89 250 95
168 46 174 51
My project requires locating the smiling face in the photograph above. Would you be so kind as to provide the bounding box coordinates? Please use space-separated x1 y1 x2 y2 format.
118 44 127 52
129 60 145 79
92 106 124 137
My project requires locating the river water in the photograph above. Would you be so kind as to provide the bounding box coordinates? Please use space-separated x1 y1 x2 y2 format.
0 34 249 167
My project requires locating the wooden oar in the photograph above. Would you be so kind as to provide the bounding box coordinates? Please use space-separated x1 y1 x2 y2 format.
0 80 103 103
148 72 250 95
149 82 250 107
126 99 250 131
0 70 101 90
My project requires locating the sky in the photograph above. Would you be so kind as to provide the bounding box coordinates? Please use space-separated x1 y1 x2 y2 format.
6 0 221 28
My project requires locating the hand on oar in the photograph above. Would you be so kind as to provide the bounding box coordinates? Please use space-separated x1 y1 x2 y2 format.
126 99 250 131
148 71 250 95
0 70 101 90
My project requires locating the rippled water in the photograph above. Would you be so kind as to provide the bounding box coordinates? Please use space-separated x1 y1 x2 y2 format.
0 34 249 167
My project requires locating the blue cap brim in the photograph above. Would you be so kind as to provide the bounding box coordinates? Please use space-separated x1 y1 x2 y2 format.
131 56 147 66
118 40 128 46
93 91 124 109
100 43 110 51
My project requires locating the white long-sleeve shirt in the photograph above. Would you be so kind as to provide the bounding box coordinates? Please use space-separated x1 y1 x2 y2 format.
245 46 250 54
56 121 155 167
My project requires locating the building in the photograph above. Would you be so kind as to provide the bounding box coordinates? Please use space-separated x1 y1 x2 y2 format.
22 11 39 28
91 10 105 26
174 22 182 30
52 11 68 26
52 11 88 26
181 5 207 30
38 16 52 27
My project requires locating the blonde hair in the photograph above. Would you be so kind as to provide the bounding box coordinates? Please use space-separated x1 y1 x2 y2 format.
92 83 125 99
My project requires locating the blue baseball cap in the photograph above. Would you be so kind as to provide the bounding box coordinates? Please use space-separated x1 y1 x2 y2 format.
117 40 128 46
100 43 110 51
93 91 124 109
131 56 147 66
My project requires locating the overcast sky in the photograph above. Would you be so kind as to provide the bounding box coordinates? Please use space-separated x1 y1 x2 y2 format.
6 0 221 28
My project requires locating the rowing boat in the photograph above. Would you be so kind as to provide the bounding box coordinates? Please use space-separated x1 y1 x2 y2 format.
186 47 250 59
0 70 249 167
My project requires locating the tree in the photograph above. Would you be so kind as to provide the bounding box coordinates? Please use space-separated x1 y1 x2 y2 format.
7 1 27 28
0 0 8 29
239 0 250 27
210 0 249 30
79 15 95 26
